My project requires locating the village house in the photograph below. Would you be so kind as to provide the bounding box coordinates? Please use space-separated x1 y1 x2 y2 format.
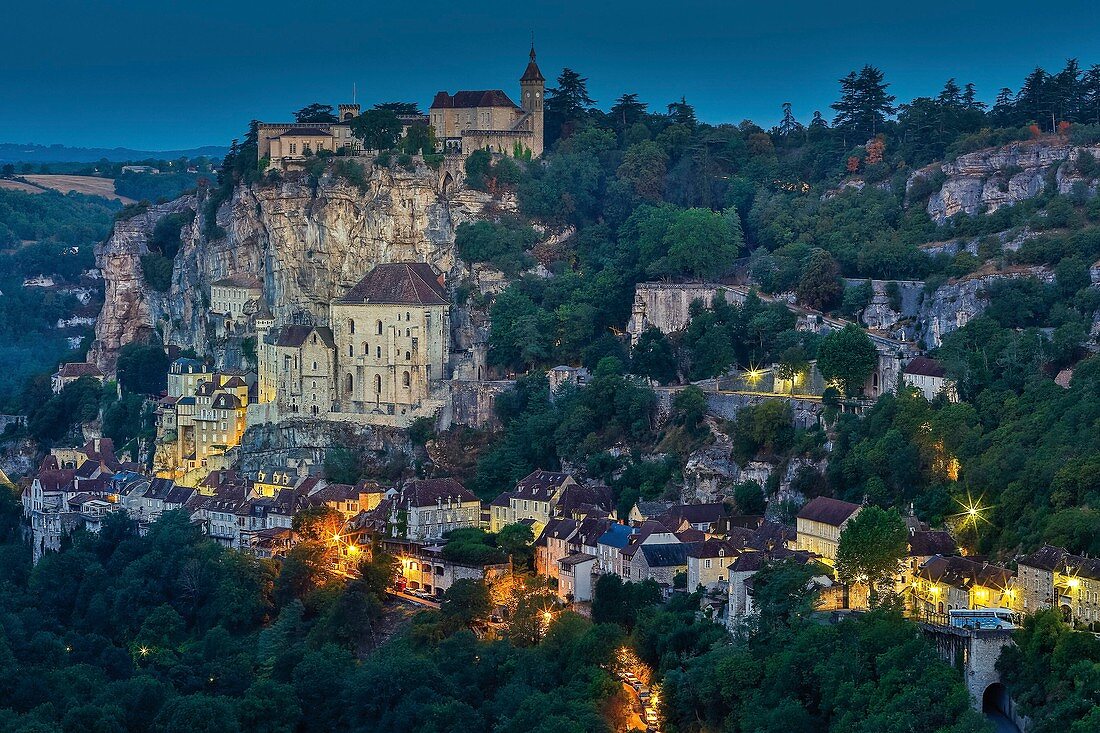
209 276 263 337
902 356 959 402
726 548 828 627
504 470 577 534
535 517 580 579
629 543 689 592
911 555 1019 621
385 538 511 599
557 553 598 603
391 478 481 541
51 362 104 394
429 47 544 157
1017 545 1100 629
155 361 252 482
687 538 740 591
596 523 635 577
794 496 862 563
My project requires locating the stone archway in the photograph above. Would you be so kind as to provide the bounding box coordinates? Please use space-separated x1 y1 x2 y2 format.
982 683 1008 717
441 171 454 197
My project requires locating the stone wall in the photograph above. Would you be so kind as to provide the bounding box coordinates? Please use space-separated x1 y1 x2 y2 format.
442 380 515 430
238 417 409 476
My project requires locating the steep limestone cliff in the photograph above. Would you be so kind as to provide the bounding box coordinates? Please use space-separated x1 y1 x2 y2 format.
907 139 1100 224
90 158 493 374
917 265 1055 348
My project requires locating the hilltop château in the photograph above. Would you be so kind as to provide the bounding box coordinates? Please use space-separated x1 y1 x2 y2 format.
255 47 545 170
255 262 451 428
429 46 545 157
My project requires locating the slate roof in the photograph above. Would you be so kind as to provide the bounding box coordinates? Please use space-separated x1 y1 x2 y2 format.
35 469 75 493
514 470 572 500
908 530 958 557
657 502 733 528
276 325 336 348
904 356 947 378
1018 545 1066 572
165 486 196 505
212 276 262 289
520 48 545 83
917 555 1014 590
675 529 706 543
309 483 358 504
597 523 635 549
57 362 102 379
400 478 478 507
489 491 516 508
558 552 596 568
558 484 614 516
572 517 612 548
211 393 242 410
430 90 519 110
1019 545 1100 581
640 543 689 568
797 496 861 526
687 538 738 559
337 263 447 306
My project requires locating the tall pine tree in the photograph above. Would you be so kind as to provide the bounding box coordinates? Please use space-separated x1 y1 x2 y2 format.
831 66 897 141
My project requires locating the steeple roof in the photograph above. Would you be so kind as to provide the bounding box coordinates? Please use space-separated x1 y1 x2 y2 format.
521 46 544 83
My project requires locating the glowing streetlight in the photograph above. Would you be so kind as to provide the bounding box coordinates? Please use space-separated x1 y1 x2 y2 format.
952 492 990 531
138 646 150 657
346 544 360 557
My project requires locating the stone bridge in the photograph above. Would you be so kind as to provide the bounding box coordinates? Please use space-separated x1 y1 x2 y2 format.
918 623 1027 730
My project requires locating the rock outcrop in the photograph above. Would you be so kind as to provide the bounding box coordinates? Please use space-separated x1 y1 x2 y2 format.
90 158 493 375
908 138 1100 224
917 265 1055 348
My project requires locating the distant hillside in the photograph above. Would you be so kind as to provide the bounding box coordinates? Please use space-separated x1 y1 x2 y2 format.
0 142 228 164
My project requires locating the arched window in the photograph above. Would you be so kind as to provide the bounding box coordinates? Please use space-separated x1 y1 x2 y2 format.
405 351 411 361
312 362 317 370
374 374 382 393
376 320 383 335
402 371 411 387
376 346 381 358
347 318 355 334
405 328 410 337
345 373 354 392
362 342 368 355
348 344 353 357
406 311 411 320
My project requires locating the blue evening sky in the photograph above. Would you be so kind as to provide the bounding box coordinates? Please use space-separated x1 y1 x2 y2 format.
2 0 1098 150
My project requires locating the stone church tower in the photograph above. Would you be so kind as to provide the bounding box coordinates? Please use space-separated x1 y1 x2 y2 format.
520 45 545 156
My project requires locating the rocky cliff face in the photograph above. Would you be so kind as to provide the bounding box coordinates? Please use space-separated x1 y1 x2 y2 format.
917 265 1055 348
90 158 493 374
908 139 1100 224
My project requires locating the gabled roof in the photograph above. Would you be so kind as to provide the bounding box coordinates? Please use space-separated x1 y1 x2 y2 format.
57 362 103 379
400 478 478 507
515 470 573 500
675 528 706 543
558 552 596 569
908 530 958 557
337 262 448 306
657 502 733 527
597 523 634 549
490 490 516 508
903 356 947 378
640 543 689 568
918 555 1013 590
276 325 335 348
430 90 519 110
557 483 614 516
687 538 738 559
797 496 861 527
